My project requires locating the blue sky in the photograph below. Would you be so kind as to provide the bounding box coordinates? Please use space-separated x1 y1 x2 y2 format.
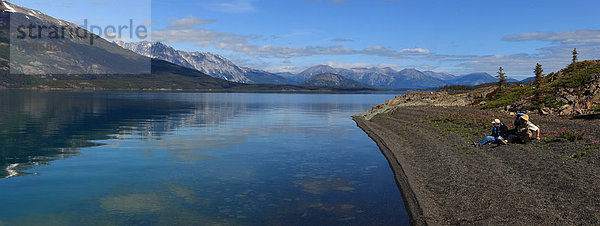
11 0 600 79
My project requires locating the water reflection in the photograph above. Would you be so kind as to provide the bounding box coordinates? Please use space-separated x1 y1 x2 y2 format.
0 91 276 177
0 91 408 225
0 91 196 177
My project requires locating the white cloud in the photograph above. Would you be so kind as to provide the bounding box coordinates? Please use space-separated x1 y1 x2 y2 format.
399 48 431 55
152 27 239 45
331 37 354 42
503 30 600 44
165 15 215 30
435 44 600 77
152 16 432 59
265 65 303 73
419 29 600 77
202 0 257 13
324 62 401 69
153 18 598 78
360 46 431 57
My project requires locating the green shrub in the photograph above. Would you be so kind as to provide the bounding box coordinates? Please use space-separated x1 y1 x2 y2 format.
531 94 565 109
482 86 534 109
546 128 587 142
569 150 588 160
556 61 600 88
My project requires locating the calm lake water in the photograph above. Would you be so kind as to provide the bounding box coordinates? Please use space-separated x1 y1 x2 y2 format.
0 91 408 225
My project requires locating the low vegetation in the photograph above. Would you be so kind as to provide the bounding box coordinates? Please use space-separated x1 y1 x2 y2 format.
478 60 600 112
543 128 587 142
437 82 520 93
427 112 497 140
424 110 598 161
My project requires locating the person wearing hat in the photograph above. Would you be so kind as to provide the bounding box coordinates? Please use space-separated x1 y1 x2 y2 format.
517 114 541 142
508 110 528 140
474 119 509 147
514 110 528 129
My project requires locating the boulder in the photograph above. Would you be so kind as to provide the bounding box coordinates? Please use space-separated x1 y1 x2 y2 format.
559 104 572 111
586 101 592 110
540 107 552 115
510 100 527 109
565 95 577 103
555 97 568 104
560 108 573 116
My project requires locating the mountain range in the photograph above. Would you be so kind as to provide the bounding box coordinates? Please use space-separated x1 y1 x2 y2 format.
117 41 524 89
290 65 500 89
300 73 371 88
115 41 294 84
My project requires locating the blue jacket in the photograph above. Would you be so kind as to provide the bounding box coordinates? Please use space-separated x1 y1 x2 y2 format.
491 124 509 138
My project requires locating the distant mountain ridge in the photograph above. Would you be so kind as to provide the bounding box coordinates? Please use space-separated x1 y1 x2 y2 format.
300 73 371 88
115 41 509 89
116 41 293 84
291 65 499 89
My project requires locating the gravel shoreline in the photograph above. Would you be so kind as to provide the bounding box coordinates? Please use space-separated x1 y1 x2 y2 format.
354 106 600 225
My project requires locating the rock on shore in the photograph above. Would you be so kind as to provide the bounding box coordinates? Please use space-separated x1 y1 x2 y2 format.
355 87 495 120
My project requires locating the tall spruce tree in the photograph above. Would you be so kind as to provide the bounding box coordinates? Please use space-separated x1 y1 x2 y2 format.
534 63 544 88
496 66 506 89
533 63 545 108
572 48 578 64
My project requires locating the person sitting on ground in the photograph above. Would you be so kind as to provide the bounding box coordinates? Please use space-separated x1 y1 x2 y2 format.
515 114 541 143
507 110 527 140
514 110 528 128
474 119 509 147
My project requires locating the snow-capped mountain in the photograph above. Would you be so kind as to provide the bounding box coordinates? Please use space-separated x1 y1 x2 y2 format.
116 41 293 84
116 41 250 82
422 71 456 80
300 73 371 88
294 65 446 88
1 0 150 75
293 65 499 89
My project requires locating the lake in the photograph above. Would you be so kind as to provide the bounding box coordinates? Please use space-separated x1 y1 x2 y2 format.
0 91 408 225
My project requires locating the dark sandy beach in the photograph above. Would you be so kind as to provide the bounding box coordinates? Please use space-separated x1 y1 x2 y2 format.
354 106 600 225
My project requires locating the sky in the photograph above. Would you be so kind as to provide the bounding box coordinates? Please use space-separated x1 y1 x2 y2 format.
10 0 600 79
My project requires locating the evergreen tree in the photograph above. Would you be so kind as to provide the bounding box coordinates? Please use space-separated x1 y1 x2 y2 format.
534 63 544 88
572 48 578 64
496 66 506 89
533 63 545 108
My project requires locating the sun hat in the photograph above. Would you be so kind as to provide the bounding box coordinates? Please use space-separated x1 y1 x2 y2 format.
520 115 529 121
491 119 501 124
